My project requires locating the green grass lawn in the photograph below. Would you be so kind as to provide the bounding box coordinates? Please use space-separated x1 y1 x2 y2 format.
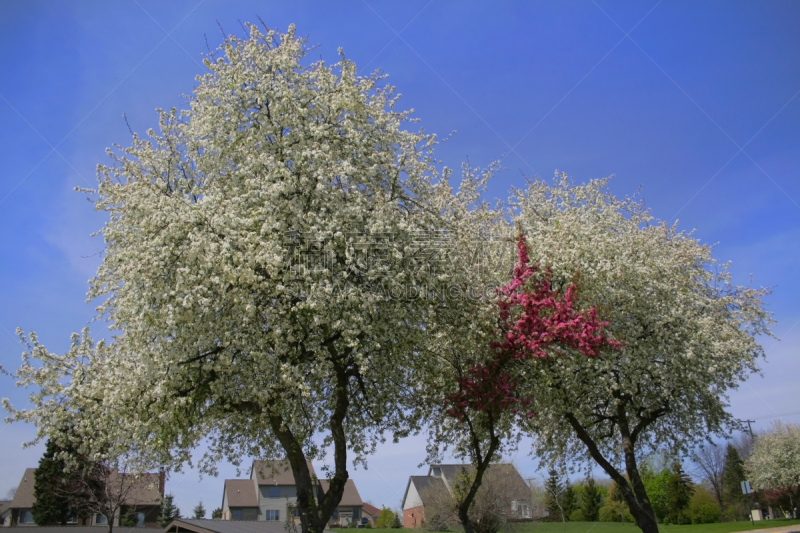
514 520 800 533
358 519 800 533
658 520 800 533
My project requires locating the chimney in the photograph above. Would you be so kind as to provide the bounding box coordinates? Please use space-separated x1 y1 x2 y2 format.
159 468 166 496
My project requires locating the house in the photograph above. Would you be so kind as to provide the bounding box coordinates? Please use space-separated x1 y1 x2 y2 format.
360 503 380 527
401 464 532 528
2 467 164 527
220 461 366 527
0 501 11 527
318 479 364 527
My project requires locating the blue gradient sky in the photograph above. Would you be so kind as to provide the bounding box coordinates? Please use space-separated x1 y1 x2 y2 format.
1 0 798 514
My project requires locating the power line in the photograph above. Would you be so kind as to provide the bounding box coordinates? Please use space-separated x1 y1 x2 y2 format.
742 410 800 422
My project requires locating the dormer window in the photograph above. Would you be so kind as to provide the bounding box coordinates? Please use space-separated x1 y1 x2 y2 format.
432 467 441 477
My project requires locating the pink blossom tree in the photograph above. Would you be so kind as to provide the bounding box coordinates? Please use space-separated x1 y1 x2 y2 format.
440 232 619 533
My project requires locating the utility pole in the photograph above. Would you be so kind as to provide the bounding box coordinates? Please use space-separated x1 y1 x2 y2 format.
741 419 755 437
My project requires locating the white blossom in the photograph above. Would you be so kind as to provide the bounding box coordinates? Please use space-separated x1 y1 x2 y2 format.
746 421 800 491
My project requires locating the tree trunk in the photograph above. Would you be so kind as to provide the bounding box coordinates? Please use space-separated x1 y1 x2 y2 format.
456 413 500 533
564 413 659 533
269 360 351 533
618 410 659 533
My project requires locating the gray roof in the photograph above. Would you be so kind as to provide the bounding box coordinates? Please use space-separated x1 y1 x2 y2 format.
318 479 362 507
429 463 529 500
114 472 163 506
166 519 333 533
223 479 258 508
250 460 316 486
8 468 162 509
430 464 482 487
0 500 12 514
407 476 447 507
10 468 36 508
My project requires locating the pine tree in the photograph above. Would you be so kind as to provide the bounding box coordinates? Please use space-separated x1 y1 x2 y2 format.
31 439 95 526
580 478 602 522
562 481 578 521
158 494 181 527
193 502 206 519
391 512 403 528
722 444 747 520
544 469 564 522
665 461 693 524
120 507 139 527
31 440 73 525
211 508 222 520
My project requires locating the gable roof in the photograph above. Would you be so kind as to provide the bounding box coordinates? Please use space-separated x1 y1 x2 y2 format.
0 500 11 515
429 464 470 482
428 463 529 500
8 468 163 509
224 479 259 508
113 472 163 506
362 503 380 518
250 460 316 485
318 479 362 507
402 475 447 509
9 468 36 508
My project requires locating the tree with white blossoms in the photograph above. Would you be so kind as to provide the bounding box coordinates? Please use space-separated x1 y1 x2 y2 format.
3 24 473 533
746 422 800 503
511 174 773 533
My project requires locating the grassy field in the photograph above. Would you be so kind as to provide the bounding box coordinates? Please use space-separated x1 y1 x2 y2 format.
515 519 800 533
356 519 800 533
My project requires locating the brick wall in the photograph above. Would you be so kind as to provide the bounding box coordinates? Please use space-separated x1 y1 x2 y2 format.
403 505 425 529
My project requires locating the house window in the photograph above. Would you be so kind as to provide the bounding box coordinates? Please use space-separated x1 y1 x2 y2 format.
265 510 280 521
231 509 243 521
269 486 280 498
18 510 34 524
352 508 360 520
96 514 108 525
332 510 339 520
432 468 441 477
136 512 146 527
293 509 300 517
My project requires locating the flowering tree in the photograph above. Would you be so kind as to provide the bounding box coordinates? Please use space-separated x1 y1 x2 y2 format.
746 421 800 506
512 174 773 533
3 24 466 533
427 232 619 533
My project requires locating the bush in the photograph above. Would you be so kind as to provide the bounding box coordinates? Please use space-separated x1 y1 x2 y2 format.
568 509 586 522
375 508 395 529
364 524 372 529
688 488 721 524
599 501 633 523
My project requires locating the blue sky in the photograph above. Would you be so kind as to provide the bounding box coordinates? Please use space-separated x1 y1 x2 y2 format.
1 0 799 515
